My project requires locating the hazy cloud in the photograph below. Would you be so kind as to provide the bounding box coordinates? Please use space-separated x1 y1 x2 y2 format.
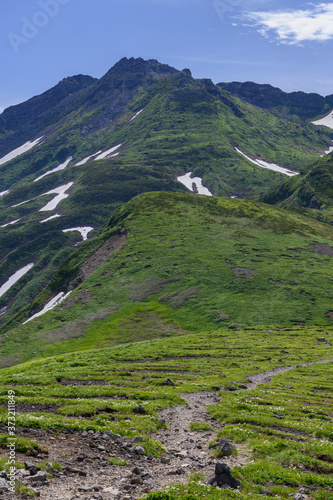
242 3 333 44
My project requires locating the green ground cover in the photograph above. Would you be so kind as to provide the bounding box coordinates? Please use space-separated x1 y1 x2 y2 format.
1 192 332 367
0 326 331 498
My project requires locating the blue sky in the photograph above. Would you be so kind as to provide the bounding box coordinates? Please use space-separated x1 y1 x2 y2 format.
1 0 333 112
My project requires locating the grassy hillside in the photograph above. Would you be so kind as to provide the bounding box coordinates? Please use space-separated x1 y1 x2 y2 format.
0 326 332 498
1 192 332 368
261 153 333 224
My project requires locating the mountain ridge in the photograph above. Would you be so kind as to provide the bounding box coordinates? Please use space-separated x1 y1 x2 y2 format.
218 80 333 120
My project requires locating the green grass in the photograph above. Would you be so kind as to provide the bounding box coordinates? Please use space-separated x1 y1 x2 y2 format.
0 324 331 497
108 457 128 466
189 422 213 432
0 434 46 455
1 192 332 367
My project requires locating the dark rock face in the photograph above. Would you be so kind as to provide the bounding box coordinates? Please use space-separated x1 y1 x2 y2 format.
207 462 242 489
217 81 333 120
0 75 97 156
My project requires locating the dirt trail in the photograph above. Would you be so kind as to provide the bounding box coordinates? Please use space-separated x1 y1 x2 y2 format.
3 358 333 499
245 357 333 389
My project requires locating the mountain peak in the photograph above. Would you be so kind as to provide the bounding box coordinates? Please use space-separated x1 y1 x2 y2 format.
104 56 179 80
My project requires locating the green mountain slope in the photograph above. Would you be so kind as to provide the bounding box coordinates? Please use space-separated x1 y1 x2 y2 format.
261 153 333 223
1 192 333 368
1 58 333 326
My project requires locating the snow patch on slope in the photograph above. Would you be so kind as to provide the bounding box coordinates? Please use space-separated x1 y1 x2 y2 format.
235 148 299 177
0 191 9 198
75 152 102 166
312 110 333 130
40 214 61 223
130 109 144 122
11 199 34 208
177 172 213 196
94 144 122 160
0 219 20 229
0 264 34 299
23 291 72 324
0 137 43 166
39 182 73 212
34 157 72 182
62 226 94 241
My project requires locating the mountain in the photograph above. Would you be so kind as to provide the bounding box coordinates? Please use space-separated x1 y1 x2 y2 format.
218 81 333 120
1 191 333 367
0 57 333 327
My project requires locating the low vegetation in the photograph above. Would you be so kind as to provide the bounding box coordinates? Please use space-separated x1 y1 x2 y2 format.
0 325 331 497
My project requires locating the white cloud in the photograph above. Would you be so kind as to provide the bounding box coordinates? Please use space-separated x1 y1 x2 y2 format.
242 3 333 45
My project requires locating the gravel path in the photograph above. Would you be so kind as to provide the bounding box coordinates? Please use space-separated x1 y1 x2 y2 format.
2 358 332 499
245 357 333 389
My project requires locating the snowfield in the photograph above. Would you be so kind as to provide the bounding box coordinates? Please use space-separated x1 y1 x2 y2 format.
34 157 72 182
0 263 34 299
0 137 43 166
62 226 94 241
23 291 72 324
235 148 299 177
94 144 122 160
75 152 102 166
39 182 74 212
177 172 213 196
312 110 333 130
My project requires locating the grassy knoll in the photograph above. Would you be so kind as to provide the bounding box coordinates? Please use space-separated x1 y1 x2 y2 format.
1 192 333 366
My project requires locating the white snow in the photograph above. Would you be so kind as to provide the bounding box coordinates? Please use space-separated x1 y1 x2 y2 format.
0 263 34 299
177 172 213 196
40 214 61 223
11 199 34 208
130 109 144 122
0 190 9 198
94 144 122 160
75 152 102 166
0 219 20 228
312 110 333 130
34 157 72 182
0 137 43 166
62 226 94 241
321 142 333 156
235 148 299 177
39 182 73 212
23 291 72 324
